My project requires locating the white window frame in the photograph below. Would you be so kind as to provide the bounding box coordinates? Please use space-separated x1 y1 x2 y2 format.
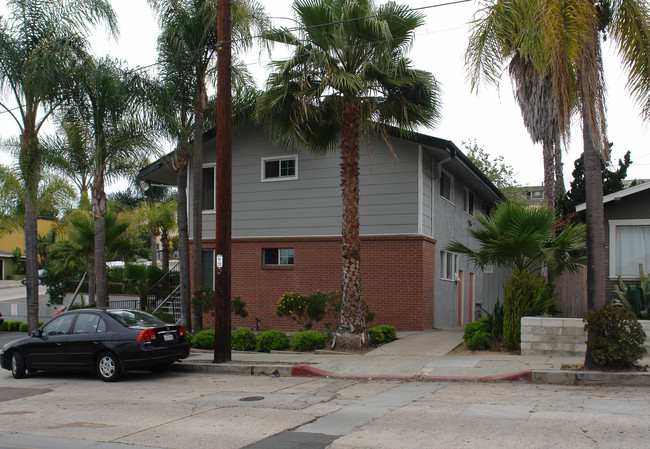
202 164 216 213
261 155 298 182
482 264 494 274
609 219 650 279
441 250 458 281
440 169 454 204
262 248 294 266
463 187 475 215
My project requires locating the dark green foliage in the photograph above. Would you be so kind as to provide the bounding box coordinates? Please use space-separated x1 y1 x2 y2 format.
463 317 494 350
503 269 556 349
0 322 7 331
231 327 257 351
560 150 632 219
368 325 398 345
584 304 647 369
292 331 327 351
481 300 504 340
7 321 23 332
19 323 28 333
191 329 215 350
191 285 215 314
153 312 175 324
612 264 650 319
232 297 249 318
256 330 289 353
276 291 335 330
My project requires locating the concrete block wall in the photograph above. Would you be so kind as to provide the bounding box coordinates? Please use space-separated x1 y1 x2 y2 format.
521 317 650 356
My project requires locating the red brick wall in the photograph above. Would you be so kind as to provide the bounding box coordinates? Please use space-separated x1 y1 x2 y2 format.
190 235 436 331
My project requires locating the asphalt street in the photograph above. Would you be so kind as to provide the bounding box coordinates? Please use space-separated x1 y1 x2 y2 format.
1 368 649 448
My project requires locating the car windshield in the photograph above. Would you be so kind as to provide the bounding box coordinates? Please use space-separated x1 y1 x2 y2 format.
106 310 166 327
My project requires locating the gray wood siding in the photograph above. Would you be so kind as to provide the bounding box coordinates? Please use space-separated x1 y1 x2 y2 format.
422 152 433 237
189 130 420 239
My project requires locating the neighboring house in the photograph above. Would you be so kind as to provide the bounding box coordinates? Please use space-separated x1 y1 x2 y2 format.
576 181 650 296
514 185 545 206
139 127 507 330
0 219 55 280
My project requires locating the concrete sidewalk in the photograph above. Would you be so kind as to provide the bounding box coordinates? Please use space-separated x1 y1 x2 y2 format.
175 328 650 386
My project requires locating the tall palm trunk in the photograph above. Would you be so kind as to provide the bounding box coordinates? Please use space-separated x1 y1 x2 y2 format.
161 229 170 273
92 177 108 307
20 127 40 332
175 151 192 330
334 98 368 349
191 86 207 329
87 265 96 305
582 113 607 369
542 141 555 207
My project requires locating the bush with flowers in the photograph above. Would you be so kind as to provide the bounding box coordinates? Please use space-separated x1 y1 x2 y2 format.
276 290 338 330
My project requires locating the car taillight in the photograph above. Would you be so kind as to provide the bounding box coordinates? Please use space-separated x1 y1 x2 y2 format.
136 328 156 342
179 326 186 337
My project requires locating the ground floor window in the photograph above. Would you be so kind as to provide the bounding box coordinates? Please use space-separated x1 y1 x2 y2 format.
263 248 294 266
201 250 214 287
609 219 650 278
441 250 458 281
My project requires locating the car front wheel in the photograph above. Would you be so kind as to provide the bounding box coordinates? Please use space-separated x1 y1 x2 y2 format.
96 352 121 382
11 352 26 379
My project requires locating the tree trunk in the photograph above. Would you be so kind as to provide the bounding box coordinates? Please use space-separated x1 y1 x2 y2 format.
542 139 555 208
553 142 565 200
24 183 39 332
161 229 169 273
176 156 192 330
150 234 158 267
191 87 207 329
92 179 108 308
333 98 369 350
582 113 606 369
20 131 40 333
87 265 96 306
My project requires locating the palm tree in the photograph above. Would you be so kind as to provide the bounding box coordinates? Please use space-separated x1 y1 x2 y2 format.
466 0 571 208
446 201 586 285
149 0 269 328
64 56 155 307
256 0 441 349
466 0 650 366
0 0 116 331
136 199 177 271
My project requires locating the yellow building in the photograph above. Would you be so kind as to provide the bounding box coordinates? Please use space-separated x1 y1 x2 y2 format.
0 219 56 280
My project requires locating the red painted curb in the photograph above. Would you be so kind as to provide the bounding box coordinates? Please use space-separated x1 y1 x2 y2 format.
291 365 533 383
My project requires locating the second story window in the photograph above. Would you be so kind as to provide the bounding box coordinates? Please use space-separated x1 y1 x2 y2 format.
440 170 453 203
441 251 458 281
262 155 298 181
202 166 215 211
464 188 474 215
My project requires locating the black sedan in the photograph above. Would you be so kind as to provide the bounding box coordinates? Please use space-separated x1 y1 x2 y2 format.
0 308 190 381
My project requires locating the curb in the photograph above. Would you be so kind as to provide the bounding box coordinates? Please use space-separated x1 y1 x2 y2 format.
170 362 293 377
532 369 650 386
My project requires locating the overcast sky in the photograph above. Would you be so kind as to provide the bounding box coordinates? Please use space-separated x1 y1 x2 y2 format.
1 0 648 192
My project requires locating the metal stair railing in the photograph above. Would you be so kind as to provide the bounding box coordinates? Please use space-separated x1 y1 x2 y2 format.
151 284 182 323
143 262 181 322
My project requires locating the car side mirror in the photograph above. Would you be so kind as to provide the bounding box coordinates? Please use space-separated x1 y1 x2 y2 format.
32 329 43 338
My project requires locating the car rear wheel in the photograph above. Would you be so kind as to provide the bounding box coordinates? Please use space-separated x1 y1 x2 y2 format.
11 352 26 379
97 352 120 382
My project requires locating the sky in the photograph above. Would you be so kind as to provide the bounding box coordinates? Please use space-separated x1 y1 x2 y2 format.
1 0 649 192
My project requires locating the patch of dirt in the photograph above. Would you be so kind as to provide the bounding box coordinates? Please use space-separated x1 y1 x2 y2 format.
446 341 519 356
562 363 649 372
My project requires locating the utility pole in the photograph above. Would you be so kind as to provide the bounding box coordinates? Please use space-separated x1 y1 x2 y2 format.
214 0 232 363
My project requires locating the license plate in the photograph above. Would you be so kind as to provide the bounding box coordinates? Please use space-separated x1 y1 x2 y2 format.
164 334 174 342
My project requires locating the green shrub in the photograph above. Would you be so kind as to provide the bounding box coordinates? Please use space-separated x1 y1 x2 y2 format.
292 331 327 351
0 322 7 331
276 291 334 330
463 317 493 350
612 264 650 319
231 327 257 351
19 322 28 333
232 297 249 318
7 321 23 332
256 329 289 352
584 304 647 369
191 329 215 350
368 325 397 345
503 269 555 349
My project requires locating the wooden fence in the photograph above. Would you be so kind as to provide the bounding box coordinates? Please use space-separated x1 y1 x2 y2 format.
554 266 587 318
